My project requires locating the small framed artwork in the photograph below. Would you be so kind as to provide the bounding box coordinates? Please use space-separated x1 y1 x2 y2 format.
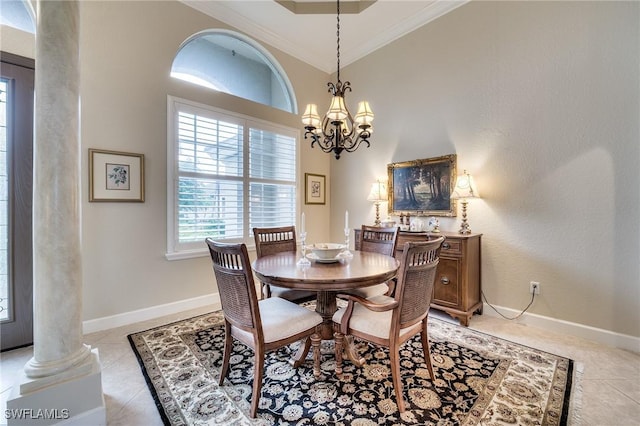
304 173 326 205
387 154 457 217
89 149 145 202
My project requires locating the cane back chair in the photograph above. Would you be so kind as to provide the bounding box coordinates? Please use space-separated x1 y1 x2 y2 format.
333 237 445 413
206 239 322 418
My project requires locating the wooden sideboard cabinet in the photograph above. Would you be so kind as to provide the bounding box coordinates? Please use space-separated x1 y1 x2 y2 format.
354 229 482 326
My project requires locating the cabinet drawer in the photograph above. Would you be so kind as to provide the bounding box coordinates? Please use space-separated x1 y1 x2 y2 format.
440 239 462 256
433 258 460 307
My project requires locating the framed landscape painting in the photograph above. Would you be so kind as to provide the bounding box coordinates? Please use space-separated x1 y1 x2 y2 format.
387 154 457 217
89 149 145 202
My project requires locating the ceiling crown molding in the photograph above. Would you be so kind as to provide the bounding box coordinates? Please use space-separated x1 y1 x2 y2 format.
181 0 469 74
275 1 376 14
339 0 468 70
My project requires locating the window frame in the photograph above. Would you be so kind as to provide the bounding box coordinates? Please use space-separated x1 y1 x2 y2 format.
171 29 298 114
166 95 300 260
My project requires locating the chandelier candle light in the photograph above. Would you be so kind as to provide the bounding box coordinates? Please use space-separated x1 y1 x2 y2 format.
301 0 374 160
450 170 479 234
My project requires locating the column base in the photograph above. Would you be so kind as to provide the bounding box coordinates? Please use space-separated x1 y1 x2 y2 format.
23 344 92 387
6 349 106 426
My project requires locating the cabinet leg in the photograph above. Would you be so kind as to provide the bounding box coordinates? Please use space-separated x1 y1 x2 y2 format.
448 312 470 327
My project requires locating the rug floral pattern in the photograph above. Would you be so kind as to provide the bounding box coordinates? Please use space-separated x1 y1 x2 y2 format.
128 312 573 425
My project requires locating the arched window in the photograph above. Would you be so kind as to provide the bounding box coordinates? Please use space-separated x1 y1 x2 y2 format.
0 0 36 33
167 32 300 259
171 30 297 114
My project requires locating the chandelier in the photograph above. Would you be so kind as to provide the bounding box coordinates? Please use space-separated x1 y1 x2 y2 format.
301 0 374 160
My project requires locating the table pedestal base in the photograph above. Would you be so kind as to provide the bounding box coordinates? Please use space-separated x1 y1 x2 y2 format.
292 333 364 377
315 291 338 339
291 290 365 377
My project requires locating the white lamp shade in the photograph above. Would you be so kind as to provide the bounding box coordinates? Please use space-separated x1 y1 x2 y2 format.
326 95 348 120
302 104 321 128
451 171 479 199
354 101 374 127
367 181 388 202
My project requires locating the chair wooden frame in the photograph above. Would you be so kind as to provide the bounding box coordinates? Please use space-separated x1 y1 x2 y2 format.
206 238 322 417
333 237 445 412
349 225 400 297
253 226 316 302
359 225 400 256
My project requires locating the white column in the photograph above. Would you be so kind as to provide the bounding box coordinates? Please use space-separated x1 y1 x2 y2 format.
7 1 105 424
27 0 88 381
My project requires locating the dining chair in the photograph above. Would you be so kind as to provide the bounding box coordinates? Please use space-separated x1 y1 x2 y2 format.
332 237 445 413
348 225 400 298
253 226 317 303
206 238 323 418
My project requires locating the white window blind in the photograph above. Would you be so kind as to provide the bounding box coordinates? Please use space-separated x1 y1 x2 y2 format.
167 97 298 258
249 128 296 229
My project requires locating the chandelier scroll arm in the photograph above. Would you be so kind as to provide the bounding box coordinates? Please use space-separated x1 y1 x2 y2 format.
300 0 373 160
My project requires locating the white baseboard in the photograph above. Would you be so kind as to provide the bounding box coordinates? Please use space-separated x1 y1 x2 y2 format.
82 293 221 334
82 296 639 353
483 304 640 353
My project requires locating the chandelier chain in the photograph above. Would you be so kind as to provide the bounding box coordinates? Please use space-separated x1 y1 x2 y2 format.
301 0 373 160
336 0 340 83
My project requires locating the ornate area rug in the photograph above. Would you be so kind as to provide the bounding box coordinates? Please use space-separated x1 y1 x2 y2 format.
128 310 578 425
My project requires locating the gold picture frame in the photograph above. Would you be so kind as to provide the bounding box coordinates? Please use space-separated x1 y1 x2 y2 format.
304 173 326 205
387 154 457 217
89 149 145 202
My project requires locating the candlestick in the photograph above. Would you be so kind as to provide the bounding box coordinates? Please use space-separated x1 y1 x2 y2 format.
297 212 310 266
341 227 353 258
297 230 311 266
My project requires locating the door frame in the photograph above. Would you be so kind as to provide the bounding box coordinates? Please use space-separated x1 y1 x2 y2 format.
1 51 34 351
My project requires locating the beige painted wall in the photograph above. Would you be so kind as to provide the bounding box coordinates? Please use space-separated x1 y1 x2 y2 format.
0 26 34 58
2 1 330 320
78 1 332 319
331 1 640 337
2 1 638 339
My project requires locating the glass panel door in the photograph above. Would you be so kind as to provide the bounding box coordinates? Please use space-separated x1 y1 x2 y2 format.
0 53 34 351
0 78 8 321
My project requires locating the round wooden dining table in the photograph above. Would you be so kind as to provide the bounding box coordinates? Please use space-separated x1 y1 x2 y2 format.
252 250 399 374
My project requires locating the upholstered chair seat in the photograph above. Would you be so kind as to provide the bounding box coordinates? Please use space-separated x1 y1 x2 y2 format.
232 297 323 345
332 294 417 340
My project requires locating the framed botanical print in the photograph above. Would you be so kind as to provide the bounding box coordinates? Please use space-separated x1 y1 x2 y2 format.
89 149 145 202
304 173 326 205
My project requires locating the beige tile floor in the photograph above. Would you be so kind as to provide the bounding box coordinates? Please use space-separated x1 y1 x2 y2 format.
2 306 639 425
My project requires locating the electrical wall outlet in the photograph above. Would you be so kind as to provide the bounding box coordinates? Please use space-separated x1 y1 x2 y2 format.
530 281 541 295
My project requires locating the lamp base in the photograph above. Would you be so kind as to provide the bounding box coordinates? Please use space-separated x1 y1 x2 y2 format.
373 203 381 226
458 200 472 234
458 223 472 235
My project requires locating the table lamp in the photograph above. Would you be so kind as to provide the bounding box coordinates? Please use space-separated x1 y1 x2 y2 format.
367 180 387 226
450 170 479 234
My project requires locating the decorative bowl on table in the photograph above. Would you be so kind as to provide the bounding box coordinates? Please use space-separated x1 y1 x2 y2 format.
308 243 346 262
